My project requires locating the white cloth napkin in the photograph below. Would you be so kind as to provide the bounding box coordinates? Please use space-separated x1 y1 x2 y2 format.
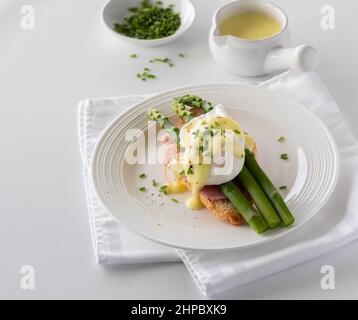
78 71 358 297
179 71 358 296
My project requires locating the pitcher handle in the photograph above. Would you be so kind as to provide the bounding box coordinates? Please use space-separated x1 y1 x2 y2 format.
263 45 319 74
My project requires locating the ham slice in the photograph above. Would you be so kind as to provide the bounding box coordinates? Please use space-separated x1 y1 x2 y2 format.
200 185 226 201
158 133 178 165
163 143 177 165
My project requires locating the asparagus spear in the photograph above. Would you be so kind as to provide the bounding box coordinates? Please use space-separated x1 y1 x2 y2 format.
147 108 180 145
172 95 213 123
244 149 295 226
238 166 281 229
220 182 268 233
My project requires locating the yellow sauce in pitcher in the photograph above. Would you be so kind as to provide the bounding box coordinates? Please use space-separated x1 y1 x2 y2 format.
219 12 281 40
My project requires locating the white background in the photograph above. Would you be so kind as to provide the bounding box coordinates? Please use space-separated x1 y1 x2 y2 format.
1 0 358 299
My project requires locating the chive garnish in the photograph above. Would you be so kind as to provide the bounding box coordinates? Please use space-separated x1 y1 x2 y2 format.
187 166 194 175
192 129 199 138
278 136 286 143
160 185 169 195
171 198 179 203
279 186 287 190
280 153 289 160
139 187 146 192
137 68 157 81
130 54 138 58
150 57 174 67
139 173 147 178
178 53 185 58
152 179 158 187
114 0 181 40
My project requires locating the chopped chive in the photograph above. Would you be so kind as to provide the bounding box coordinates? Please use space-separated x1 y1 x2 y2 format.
160 185 169 195
279 186 288 190
139 187 146 192
171 198 179 203
179 169 185 176
278 136 286 143
114 1 180 40
137 68 157 81
139 173 147 178
130 54 138 58
280 153 289 160
150 57 174 67
234 129 241 135
178 53 185 58
192 129 199 137
152 179 158 187
187 165 194 175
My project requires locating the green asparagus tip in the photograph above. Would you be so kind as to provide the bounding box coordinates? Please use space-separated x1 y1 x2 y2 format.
147 108 160 119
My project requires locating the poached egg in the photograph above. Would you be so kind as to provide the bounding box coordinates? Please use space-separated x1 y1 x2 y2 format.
178 105 246 209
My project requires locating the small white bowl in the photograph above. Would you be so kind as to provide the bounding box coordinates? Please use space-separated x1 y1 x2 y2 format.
102 0 195 47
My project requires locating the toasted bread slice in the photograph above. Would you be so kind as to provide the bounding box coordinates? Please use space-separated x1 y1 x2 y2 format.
182 179 245 226
199 192 245 226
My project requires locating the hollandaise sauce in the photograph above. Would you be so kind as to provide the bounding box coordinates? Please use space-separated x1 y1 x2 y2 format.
167 172 188 194
219 12 281 40
164 157 188 194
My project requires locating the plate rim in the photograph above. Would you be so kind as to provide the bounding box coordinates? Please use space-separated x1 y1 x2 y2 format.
90 83 340 251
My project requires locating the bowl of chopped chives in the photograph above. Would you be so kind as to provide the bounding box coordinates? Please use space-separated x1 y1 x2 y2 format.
102 0 195 47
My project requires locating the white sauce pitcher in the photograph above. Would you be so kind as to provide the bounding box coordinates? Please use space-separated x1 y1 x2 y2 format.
209 0 318 77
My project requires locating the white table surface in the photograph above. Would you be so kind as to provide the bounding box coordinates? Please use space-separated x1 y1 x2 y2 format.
1 0 358 299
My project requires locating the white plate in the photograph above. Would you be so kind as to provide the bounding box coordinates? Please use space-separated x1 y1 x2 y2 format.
91 84 340 250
